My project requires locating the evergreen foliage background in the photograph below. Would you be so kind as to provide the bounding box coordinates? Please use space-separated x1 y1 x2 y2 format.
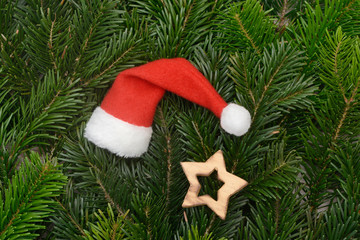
0 0 360 239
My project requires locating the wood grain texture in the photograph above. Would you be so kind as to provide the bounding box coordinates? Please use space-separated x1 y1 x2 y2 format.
181 150 248 220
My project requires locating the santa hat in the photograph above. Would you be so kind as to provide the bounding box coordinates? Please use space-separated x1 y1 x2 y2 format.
85 58 251 157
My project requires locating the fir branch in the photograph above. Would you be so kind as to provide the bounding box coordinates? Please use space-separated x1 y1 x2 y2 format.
317 28 360 142
84 205 128 239
211 0 218 13
0 153 67 239
275 89 304 104
234 13 260 55
333 102 350 142
72 17 98 76
192 121 210 159
253 55 288 119
232 55 256 105
301 27 360 211
245 142 301 200
59 125 142 217
5 73 84 176
174 0 194 55
97 179 124 216
230 40 315 130
71 1 123 79
2 161 50 232
0 210 18 236
48 14 57 70
73 39 91 77
278 0 289 29
332 79 359 141
84 45 135 86
44 90 61 112
55 198 86 236
336 0 356 23
62 137 124 214
79 27 144 88
145 205 153 239
322 195 360 239
217 0 277 52
205 215 216 236
158 107 173 210
247 188 306 239
334 38 342 77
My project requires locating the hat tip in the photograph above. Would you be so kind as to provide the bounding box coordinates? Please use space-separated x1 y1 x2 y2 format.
220 103 251 136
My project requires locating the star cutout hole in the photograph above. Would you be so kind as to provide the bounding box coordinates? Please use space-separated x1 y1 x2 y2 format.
198 169 224 201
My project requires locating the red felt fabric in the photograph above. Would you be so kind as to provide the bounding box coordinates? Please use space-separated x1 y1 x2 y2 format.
101 58 228 127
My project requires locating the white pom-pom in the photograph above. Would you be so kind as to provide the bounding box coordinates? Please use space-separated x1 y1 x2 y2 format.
220 103 251 136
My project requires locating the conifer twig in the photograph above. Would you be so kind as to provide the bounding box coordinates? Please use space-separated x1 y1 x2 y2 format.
48 14 57 70
84 46 135 86
97 179 125 216
55 198 86 236
158 107 173 211
234 14 260 55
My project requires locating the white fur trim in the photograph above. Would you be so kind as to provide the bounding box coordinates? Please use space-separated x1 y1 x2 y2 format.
84 107 153 157
220 103 251 136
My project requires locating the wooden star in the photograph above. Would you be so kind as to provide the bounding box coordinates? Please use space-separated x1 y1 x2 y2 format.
181 150 248 220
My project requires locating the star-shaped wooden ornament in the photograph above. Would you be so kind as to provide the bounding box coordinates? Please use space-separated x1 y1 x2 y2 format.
181 150 248 220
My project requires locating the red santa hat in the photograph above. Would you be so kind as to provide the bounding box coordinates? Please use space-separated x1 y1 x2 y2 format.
85 58 251 157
